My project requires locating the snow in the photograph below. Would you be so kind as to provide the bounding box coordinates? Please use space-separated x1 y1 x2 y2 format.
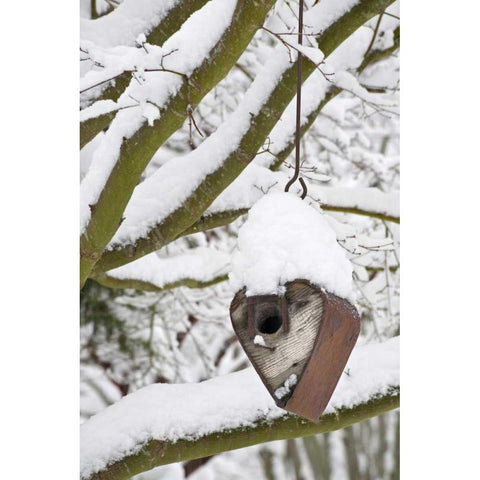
205 162 277 213
288 41 325 66
229 192 354 300
81 0 237 98
253 27 375 169
132 464 184 480
80 100 118 122
81 0 182 48
106 247 230 288
80 41 159 97
274 374 298 400
80 107 145 233
333 70 395 107
305 0 360 35
313 186 399 219
80 336 399 479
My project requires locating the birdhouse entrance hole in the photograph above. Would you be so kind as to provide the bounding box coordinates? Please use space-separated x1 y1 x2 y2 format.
248 295 289 338
257 315 282 334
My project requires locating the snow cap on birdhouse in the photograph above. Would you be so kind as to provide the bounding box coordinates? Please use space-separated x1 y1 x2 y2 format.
229 192 360 422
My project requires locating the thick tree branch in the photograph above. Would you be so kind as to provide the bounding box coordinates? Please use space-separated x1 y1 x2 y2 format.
81 111 117 149
86 390 399 480
80 0 277 287
180 209 249 237
269 87 341 170
92 0 395 276
94 193 398 294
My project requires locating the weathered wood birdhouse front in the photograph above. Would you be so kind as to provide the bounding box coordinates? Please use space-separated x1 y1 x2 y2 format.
229 192 360 422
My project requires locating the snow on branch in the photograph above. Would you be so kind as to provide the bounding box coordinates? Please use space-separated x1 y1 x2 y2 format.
313 186 399 222
90 0 394 278
80 0 212 146
95 163 398 275
81 0 238 231
205 162 399 221
80 1 225 101
261 21 399 171
80 0 276 286
82 0 185 48
189 184 399 240
81 337 399 480
94 247 229 291
93 181 399 278
102 0 377 248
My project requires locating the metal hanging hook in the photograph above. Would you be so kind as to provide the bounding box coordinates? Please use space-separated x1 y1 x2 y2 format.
284 0 307 200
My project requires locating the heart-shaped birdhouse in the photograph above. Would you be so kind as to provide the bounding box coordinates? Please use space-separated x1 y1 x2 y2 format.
230 280 360 421
229 192 360 422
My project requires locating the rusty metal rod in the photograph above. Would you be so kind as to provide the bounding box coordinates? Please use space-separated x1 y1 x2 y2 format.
285 0 306 198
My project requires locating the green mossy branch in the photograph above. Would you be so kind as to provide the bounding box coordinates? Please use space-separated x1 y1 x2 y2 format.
179 202 399 242
81 111 118 149
321 206 399 223
86 389 399 480
93 272 228 292
180 209 249 237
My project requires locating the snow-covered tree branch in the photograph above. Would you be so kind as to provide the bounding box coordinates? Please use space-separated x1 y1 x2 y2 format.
81 0 400 477
80 0 278 286
81 0 213 147
81 338 399 480
93 248 229 291
83 0 396 279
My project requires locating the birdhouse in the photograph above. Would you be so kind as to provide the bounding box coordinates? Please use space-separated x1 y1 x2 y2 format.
230 280 360 422
229 192 361 422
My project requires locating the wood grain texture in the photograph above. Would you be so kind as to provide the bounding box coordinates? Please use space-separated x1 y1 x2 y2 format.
231 282 324 404
230 281 360 420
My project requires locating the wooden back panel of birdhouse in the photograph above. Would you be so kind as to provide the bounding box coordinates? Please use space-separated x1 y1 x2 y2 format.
285 290 360 421
230 282 324 406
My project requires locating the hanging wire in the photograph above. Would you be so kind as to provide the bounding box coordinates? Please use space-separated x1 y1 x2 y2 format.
284 0 307 200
